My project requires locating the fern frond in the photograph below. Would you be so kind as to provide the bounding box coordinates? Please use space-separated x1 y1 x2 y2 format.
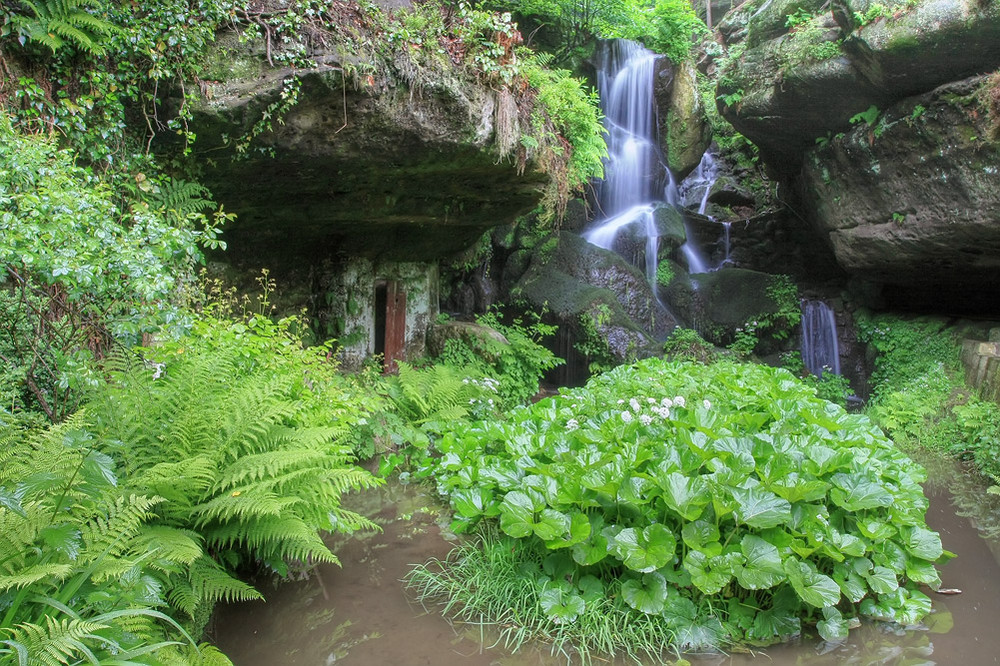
132 526 204 567
190 492 302 528
211 449 330 492
0 563 73 593
165 556 259 617
326 506 380 534
79 494 164 561
146 179 213 224
5 615 110 666
209 515 337 565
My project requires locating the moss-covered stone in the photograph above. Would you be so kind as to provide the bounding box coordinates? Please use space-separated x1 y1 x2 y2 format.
513 232 678 362
172 32 548 271
799 75 1000 301
660 60 712 179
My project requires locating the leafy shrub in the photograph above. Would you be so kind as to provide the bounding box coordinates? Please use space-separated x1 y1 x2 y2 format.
413 359 947 655
435 309 562 410
662 327 716 364
0 114 226 422
859 313 1000 480
87 313 381 628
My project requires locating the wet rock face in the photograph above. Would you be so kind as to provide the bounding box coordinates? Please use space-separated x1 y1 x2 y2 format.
799 75 1000 294
654 58 712 179
716 0 1000 168
512 232 677 363
181 34 546 269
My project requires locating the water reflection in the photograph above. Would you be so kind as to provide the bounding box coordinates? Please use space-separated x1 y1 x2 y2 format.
213 453 1000 665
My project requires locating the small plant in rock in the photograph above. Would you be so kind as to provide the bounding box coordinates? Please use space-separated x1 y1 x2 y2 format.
411 359 949 660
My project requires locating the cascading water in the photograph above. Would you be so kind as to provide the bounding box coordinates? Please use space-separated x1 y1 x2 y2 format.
583 40 668 288
800 300 840 377
678 151 732 273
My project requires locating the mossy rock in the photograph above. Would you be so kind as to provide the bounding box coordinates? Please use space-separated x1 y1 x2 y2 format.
666 267 793 352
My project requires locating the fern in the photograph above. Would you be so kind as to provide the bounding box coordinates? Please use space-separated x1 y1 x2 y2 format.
145 178 214 226
10 0 116 55
385 361 485 425
85 315 382 622
0 425 190 664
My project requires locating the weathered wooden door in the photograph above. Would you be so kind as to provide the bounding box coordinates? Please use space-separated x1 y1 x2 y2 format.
381 280 406 374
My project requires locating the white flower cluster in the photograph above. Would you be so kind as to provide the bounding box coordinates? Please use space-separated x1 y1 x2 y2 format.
566 418 580 431
616 393 711 424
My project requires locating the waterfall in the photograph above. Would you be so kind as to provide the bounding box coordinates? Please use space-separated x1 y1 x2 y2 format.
678 151 732 273
800 300 840 377
583 40 667 287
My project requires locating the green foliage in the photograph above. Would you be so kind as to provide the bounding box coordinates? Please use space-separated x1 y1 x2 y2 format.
655 261 674 288
416 359 946 652
663 327 716 364
491 0 706 64
407 529 682 663
574 304 616 375
7 0 116 55
0 114 227 422
435 308 562 410
728 275 801 358
858 314 1000 480
87 313 382 622
523 59 608 190
850 105 882 126
0 419 199 664
383 360 494 431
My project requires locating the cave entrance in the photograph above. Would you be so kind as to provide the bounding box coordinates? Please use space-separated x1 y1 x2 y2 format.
374 280 406 374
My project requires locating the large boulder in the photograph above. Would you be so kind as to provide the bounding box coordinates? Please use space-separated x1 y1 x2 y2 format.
798 75 1000 299
656 59 713 178
716 0 1000 169
177 32 547 269
512 232 678 363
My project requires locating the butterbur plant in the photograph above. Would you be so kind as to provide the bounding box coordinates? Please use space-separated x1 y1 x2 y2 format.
410 359 949 658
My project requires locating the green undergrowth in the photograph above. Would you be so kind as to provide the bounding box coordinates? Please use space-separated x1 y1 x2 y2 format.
0 309 381 664
408 358 948 659
859 313 1000 481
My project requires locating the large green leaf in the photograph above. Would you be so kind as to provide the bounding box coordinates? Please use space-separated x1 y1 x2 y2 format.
621 572 667 614
539 587 586 625
816 606 850 642
863 565 898 595
783 558 841 608
534 509 572 541
658 472 710 521
543 511 590 549
832 561 868 603
684 550 742 595
736 534 784 590
498 490 537 538
571 530 610 566
614 524 677 573
769 474 830 503
681 520 721 556
829 473 893 511
451 487 495 520
900 526 943 561
730 486 791 528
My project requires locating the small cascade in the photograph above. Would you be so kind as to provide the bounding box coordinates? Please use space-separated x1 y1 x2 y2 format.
583 40 667 289
678 151 733 273
800 300 841 377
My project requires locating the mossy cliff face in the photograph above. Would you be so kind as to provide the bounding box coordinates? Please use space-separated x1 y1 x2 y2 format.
182 32 547 270
716 0 1000 167
713 0 1000 308
799 75 1000 300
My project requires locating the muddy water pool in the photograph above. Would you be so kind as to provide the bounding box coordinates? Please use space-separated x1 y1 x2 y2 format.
212 453 1000 665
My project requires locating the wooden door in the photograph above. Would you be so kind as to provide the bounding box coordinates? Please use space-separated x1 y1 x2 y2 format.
382 280 406 374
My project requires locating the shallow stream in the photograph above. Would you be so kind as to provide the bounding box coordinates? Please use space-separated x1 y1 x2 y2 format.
213 452 1000 665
